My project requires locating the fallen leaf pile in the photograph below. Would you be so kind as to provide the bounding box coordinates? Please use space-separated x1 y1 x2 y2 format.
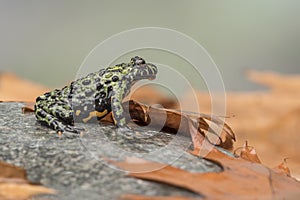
0 161 55 200
182 70 300 179
113 141 300 199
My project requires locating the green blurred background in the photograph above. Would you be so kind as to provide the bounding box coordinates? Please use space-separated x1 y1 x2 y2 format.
0 0 299 90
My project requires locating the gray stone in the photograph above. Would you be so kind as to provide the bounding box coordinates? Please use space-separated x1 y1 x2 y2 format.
0 102 223 200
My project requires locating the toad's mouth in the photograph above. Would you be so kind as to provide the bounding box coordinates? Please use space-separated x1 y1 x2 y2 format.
148 76 155 80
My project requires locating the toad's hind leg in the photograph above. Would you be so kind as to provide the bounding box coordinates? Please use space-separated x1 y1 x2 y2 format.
34 104 83 134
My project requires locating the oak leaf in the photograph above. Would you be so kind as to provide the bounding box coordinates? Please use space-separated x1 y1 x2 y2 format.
114 148 300 199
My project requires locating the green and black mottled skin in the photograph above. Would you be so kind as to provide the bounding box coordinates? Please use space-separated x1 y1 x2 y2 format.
34 56 157 134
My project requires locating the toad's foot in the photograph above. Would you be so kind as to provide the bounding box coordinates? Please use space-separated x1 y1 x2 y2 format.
54 122 85 135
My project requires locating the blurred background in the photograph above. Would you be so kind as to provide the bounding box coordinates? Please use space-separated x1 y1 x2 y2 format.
0 0 299 90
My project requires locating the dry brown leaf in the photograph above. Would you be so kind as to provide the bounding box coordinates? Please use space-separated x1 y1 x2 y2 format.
123 100 235 150
247 70 300 93
0 161 55 200
234 141 261 163
101 100 235 150
122 194 196 200
114 148 300 199
273 158 291 177
0 72 51 102
0 184 55 200
22 102 35 113
0 161 27 179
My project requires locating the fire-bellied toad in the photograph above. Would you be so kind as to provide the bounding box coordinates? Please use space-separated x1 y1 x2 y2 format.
34 56 157 134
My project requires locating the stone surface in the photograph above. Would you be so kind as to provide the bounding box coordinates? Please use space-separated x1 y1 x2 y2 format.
0 102 223 200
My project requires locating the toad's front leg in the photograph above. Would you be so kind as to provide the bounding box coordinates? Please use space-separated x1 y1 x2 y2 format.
110 83 131 130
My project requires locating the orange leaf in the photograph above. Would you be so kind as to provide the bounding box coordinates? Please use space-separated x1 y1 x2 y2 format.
0 161 55 200
22 102 35 113
273 158 291 176
121 194 196 200
123 100 235 150
0 161 27 179
234 141 261 163
114 148 300 199
0 72 50 102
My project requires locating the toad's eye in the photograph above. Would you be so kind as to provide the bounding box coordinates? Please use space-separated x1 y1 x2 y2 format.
131 56 146 66
112 76 119 82
136 58 145 65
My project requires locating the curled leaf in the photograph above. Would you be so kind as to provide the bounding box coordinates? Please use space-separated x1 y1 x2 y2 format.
273 158 291 176
123 100 235 150
234 141 261 163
